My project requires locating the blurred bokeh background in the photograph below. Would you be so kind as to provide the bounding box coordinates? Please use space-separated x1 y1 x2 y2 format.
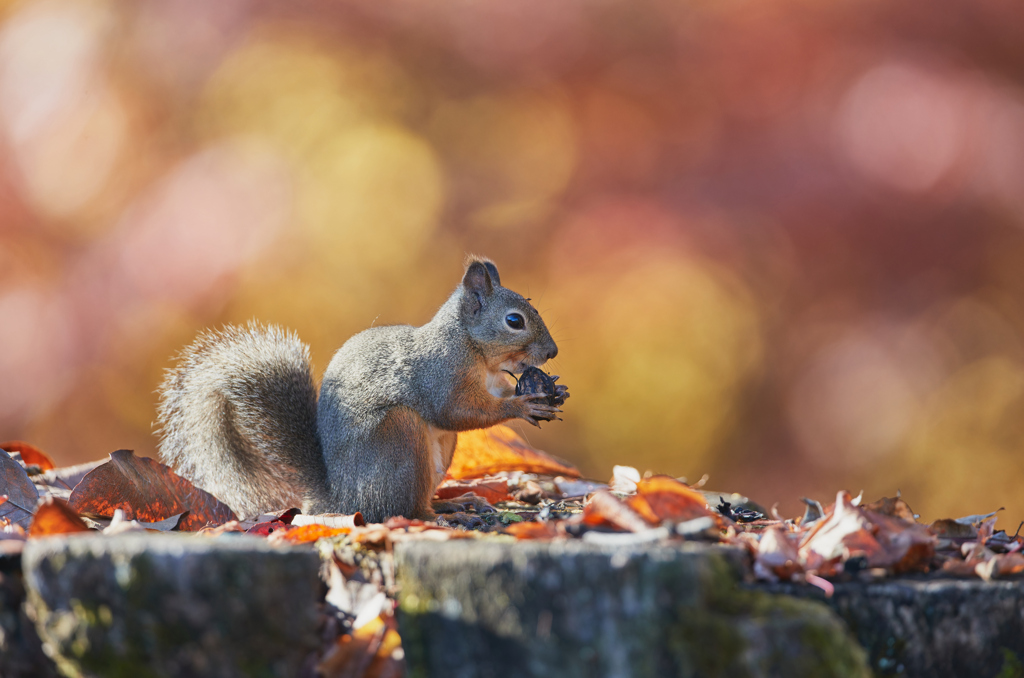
3 0 1024 525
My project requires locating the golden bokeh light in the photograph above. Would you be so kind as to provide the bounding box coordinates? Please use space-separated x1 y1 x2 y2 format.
4 0 1024 527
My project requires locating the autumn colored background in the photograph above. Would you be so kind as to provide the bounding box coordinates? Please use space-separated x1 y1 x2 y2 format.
2 0 1024 526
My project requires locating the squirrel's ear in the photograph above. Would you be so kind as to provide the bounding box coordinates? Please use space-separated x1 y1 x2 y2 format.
483 261 501 287
462 259 495 316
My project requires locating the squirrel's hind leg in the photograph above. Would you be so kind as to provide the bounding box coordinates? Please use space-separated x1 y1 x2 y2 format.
341 408 445 523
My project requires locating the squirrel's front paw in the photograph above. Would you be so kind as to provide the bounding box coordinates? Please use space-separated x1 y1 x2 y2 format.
515 393 562 427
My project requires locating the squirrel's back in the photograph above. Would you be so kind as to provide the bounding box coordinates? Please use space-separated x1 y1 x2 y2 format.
157 322 327 518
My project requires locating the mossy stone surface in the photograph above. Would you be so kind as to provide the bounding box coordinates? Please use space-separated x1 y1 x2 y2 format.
396 540 870 678
761 576 1024 678
23 533 320 678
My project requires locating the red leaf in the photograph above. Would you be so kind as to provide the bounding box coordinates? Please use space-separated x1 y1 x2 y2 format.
1 441 56 471
28 497 90 538
68 449 236 531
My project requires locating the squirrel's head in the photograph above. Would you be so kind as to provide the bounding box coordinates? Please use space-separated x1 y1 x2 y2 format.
459 256 558 373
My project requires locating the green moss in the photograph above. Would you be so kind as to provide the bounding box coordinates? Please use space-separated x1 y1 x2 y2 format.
664 554 871 678
998 648 1024 678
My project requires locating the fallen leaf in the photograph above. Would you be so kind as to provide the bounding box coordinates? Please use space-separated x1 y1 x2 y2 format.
325 560 387 622
755 525 802 580
609 465 640 493
319 614 404 678
28 497 90 538
68 450 236 531
799 491 934 575
435 478 511 503
0 449 39 529
511 480 544 504
629 475 714 524
1 441 56 471
504 521 563 540
582 490 651 532
929 519 978 540
33 460 107 493
953 510 1003 526
864 496 917 523
977 552 1024 581
272 523 351 544
554 477 607 497
447 425 579 479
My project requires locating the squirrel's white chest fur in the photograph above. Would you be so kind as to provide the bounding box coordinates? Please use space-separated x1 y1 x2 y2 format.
485 361 519 398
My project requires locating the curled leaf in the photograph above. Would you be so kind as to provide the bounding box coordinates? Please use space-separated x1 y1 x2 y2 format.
1 441 56 471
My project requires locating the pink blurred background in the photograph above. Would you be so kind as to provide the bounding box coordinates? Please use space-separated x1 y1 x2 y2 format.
3 0 1024 525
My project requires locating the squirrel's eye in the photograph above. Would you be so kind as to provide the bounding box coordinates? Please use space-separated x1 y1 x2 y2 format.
505 313 525 330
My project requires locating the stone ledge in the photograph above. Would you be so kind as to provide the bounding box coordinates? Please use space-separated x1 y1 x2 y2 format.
22 533 322 678
757 576 1024 678
395 540 871 678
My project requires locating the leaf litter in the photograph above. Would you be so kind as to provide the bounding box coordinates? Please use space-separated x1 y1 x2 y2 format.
2 429 1023 677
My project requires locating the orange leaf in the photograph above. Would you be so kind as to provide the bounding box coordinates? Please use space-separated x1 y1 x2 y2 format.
274 524 351 544
629 475 714 523
447 425 579 480
435 478 511 503
28 497 90 538
1 441 56 471
68 449 236 531
504 521 563 540
582 491 651 532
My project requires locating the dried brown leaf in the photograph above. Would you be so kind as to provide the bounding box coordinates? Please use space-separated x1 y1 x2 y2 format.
755 525 803 580
68 449 236 531
583 490 651 532
800 491 934 575
0 449 39 529
864 496 917 523
435 478 511 503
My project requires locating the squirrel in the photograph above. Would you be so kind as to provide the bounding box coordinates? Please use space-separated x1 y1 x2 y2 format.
156 256 565 523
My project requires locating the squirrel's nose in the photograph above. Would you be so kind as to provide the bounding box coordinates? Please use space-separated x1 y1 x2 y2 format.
545 345 558 361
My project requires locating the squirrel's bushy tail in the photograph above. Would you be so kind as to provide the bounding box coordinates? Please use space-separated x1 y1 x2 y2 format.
156 322 326 519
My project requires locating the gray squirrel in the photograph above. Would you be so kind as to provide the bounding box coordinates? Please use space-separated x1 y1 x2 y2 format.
156 257 565 523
